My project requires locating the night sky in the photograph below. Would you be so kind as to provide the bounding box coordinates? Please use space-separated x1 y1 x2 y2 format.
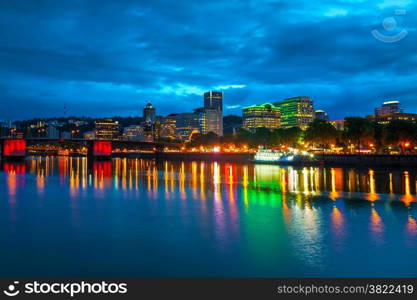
0 0 416 120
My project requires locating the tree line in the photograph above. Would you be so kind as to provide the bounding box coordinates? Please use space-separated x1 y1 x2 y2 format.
189 117 417 153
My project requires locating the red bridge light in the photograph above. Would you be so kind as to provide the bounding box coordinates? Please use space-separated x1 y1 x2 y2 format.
3 162 26 173
93 141 112 156
3 139 26 157
93 161 112 177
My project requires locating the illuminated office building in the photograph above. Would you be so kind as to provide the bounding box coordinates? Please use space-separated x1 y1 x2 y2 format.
172 113 200 141
375 100 402 116
143 102 156 124
94 119 119 140
202 91 223 136
242 103 281 132
123 125 145 141
367 112 417 125
274 96 315 130
160 116 177 139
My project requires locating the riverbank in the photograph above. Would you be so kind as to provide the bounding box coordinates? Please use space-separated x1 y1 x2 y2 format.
114 152 253 163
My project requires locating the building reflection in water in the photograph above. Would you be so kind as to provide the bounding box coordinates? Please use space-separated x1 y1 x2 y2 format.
402 171 413 206
407 216 417 236
3 162 26 205
6 158 417 203
2 158 417 247
370 206 384 245
366 169 380 201
330 206 345 247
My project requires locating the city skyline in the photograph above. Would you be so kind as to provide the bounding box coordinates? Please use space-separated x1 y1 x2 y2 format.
0 0 416 120
1 92 412 123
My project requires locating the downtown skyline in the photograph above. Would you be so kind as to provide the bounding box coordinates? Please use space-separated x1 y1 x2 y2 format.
0 0 416 121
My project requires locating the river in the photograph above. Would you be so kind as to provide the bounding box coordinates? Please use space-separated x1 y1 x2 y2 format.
1 157 416 277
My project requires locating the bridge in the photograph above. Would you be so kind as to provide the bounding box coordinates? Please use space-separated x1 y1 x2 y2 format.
0 138 181 161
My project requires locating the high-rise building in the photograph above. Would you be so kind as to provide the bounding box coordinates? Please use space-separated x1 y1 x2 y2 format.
242 103 281 132
375 100 402 116
274 96 315 130
202 91 223 136
172 113 200 141
95 119 119 140
143 102 156 123
315 110 329 121
204 91 223 110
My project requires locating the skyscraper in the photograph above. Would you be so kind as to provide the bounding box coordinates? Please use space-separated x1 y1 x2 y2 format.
375 100 402 116
274 96 315 130
202 91 223 136
242 103 281 132
143 102 156 123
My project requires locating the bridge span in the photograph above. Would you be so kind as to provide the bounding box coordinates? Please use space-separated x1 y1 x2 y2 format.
1 138 181 160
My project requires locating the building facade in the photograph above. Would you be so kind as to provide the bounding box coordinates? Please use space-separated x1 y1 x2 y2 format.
172 113 200 141
94 119 119 140
123 125 145 141
160 116 177 140
330 120 345 131
143 102 156 124
242 103 281 132
274 96 315 130
367 113 417 125
46 125 60 139
315 109 329 121
375 100 402 116
202 91 223 136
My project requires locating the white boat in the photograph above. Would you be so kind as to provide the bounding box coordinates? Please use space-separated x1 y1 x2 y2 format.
253 148 318 164
253 149 284 162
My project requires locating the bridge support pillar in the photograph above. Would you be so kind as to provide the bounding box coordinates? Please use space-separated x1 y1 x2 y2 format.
87 140 113 160
1 139 27 161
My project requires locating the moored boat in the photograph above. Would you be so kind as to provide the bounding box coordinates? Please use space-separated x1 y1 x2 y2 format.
253 148 320 165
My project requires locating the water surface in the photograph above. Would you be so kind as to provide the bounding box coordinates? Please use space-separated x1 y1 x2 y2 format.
1 157 417 277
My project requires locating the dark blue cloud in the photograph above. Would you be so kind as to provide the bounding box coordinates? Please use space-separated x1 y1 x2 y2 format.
0 0 416 120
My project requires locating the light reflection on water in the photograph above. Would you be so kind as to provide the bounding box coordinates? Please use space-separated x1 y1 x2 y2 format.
1 156 417 277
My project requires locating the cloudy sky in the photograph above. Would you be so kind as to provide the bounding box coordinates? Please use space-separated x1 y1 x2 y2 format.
0 0 416 120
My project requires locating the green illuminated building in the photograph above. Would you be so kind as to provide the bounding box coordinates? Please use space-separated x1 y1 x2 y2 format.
274 96 314 130
242 103 281 132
